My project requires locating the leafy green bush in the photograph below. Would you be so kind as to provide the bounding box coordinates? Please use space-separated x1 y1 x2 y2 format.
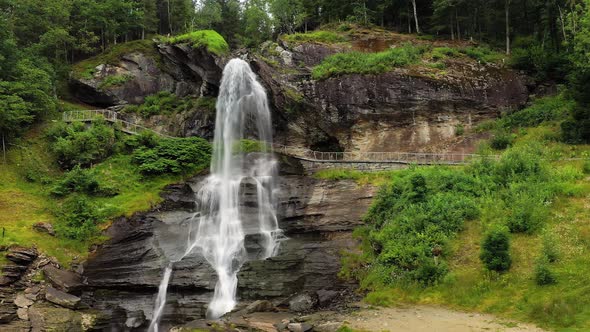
163 30 229 55
132 137 211 175
51 166 118 197
480 226 512 272
490 131 513 150
98 74 133 89
506 194 547 233
430 47 460 60
509 39 570 81
55 195 103 241
312 44 423 80
460 46 505 63
235 139 267 153
361 168 479 285
493 145 544 184
534 258 557 286
542 233 560 263
583 160 590 174
46 120 117 169
499 94 574 129
283 30 348 44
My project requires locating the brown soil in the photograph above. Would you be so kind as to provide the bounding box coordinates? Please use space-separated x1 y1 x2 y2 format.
338 305 547 332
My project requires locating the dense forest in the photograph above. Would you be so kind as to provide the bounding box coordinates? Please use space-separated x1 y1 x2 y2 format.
1 0 589 158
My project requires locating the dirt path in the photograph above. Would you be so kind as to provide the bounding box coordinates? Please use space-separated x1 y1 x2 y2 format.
340 305 547 332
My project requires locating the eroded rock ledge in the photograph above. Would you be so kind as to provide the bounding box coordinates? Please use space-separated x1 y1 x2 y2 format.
76 157 374 330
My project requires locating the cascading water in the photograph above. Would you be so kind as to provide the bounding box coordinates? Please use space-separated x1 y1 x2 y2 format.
148 58 282 331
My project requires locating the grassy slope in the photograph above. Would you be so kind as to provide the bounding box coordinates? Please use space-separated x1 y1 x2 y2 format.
280 25 506 80
317 119 590 330
0 124 194 266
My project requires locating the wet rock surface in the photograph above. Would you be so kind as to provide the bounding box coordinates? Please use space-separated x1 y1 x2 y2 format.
76 156 374 330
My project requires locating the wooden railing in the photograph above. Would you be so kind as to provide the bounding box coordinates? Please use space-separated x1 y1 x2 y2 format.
62 110 171 138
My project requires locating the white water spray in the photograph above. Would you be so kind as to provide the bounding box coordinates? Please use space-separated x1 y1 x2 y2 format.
148 59 282 331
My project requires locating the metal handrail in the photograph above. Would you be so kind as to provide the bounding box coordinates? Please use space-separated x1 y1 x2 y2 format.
269 143 499 165
63 110 500 165
62 110 172 138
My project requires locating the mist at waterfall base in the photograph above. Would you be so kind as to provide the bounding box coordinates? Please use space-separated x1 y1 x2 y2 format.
148 58 283 331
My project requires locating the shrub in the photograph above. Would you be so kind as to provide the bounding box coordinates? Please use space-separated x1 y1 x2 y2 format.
362 168 479 285
55 195 103 240
494 145 544 183
499 94 573 129
47 120 116 169
460 46 505 63
163 30 229 55
480 226 512 272
132 137 211 175
583 160 590 174
51 166 118 197
490 131 513 150
509 41 569 81
534 258 557 286
430 46 460 60
235 139 267 153
98 74 133 89
312 44 423 80
455 124 465 136
506 194 546 233
282 30 348 44
542 233 560 263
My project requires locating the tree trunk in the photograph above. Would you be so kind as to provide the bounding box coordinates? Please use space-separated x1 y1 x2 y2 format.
2 133 6 164
505 0 511 55
451 13 455 40
407 5 412 33
168 0 172 35
558 4 567 42
456 9 461 40
411 0 420 34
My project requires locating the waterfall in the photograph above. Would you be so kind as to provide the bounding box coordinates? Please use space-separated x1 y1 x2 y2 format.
148 58 282 330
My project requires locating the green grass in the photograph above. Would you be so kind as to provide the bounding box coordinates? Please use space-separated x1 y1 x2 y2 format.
460 46 506 64
163 30 229 55
337 112 590 330
0 124 208 267
282 30 349 44
312 44 424 80
429 46 461 60
98 74 133 89
73 39 159 79
91 154 191 218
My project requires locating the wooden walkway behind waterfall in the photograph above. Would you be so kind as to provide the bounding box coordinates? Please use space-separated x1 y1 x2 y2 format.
62 109 497 169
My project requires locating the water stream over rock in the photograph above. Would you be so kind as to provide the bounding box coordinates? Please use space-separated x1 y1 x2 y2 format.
148 58 282 330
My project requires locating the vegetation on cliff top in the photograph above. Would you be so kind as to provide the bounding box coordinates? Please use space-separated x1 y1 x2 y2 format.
163 30 229 55
312 44 424 79
0 120 211 261
72 39 159 80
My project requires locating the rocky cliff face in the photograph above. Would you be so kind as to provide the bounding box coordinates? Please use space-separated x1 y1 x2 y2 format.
69 35 530 154
70 43 224 107
254 40 530 153
77 157 374 330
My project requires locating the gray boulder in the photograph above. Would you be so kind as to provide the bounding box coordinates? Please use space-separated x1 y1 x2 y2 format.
45 286 81 309
288 293 318 313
